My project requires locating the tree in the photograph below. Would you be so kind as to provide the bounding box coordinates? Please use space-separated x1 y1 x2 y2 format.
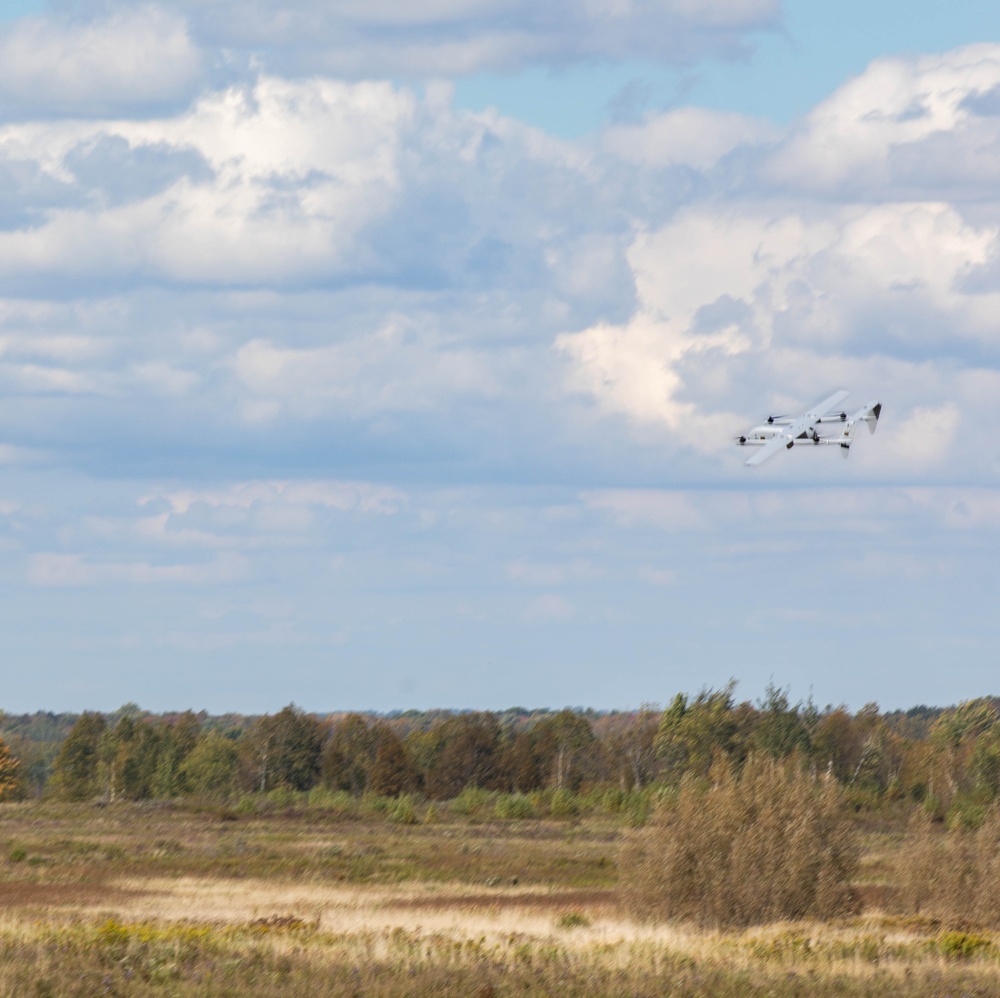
322 714 378 795
367 725 417 796
533 710 596 790
498 730 543 793
151 711 202 798
603 706 660 791
247 705 323 792
50 713 106 801
751 684 810 760
423 713 502 799
0 738 22 800
180 731 240 798
98 715 161 802
654 682 741 783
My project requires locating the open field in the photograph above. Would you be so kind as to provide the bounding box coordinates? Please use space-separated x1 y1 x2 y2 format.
0 801 998 996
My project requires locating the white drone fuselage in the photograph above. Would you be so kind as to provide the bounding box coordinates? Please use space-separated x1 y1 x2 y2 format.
737 391 881 466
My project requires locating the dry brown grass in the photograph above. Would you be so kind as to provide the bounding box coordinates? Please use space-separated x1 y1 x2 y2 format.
0 797 998 995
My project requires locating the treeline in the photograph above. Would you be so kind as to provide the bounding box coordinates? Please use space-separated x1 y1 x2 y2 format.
0 686 998 824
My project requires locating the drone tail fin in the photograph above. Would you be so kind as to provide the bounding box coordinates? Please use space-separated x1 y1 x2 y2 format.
862 401 882 434
837 401 881 454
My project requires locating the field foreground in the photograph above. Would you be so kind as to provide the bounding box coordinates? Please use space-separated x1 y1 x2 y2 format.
0 802 998 996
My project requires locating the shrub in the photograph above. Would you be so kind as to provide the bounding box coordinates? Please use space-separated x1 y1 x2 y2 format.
549 789 578 819
451 786 492 817
619 754 860 928
234 795 257 815
360 793 392 816
945 793 988 831
389 795 419 825
495 794 535 820
935 931 994 959
894 806 1000 926
601 788 625 812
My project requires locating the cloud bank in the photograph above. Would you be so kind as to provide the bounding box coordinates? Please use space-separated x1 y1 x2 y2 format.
1 3 999 710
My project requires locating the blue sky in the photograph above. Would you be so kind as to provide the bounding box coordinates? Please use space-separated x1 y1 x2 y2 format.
455 0 1000 133
0 0 998 714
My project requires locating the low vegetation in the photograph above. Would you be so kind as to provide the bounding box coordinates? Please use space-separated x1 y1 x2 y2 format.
2 691 1000 991
0 788 995 993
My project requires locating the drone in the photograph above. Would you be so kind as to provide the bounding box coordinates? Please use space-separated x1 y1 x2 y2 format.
737 391 881 466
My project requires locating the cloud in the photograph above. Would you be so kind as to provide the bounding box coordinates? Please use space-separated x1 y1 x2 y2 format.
507 558 603 586
523 592 575 621
0 6 202 117
27 551 249 586
1 42 1000 492
603 107 776 170
150 480 407 517
151 0 779 79
762 45 1000 200
557 191 1000 471
64 135 213 207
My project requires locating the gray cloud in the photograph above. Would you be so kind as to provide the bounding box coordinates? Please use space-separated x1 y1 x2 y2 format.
46 0 779 91
64 135 214 206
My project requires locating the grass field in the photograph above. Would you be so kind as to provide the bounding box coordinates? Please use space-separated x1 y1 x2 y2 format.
0 800 997 996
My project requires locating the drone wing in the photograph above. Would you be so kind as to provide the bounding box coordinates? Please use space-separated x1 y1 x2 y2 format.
744 414 813 466
804 390 850 421
744 436 788 466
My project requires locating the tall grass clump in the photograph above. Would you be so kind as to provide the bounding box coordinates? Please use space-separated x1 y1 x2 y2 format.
894 806 1000 926
619 754 860 928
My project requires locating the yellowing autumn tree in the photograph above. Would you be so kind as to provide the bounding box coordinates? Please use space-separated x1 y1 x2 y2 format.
0 737 22 800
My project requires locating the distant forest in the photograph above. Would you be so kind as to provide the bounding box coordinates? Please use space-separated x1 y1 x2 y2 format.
0 686 992 824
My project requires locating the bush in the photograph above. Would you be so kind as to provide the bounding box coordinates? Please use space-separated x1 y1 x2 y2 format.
307 786 357 813
388 795 419 825
894 806 1000 926
495 794 535 820
935 931 994 959
549 788 578 819
619 755 860 928
451 786 492 816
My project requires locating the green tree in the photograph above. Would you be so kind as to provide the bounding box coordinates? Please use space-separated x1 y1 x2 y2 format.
654 682 741 783
180 731 240 798
322 714 377 795
751 684 810 759
248 704 323 792
50 713 107 801
533 710 596 790
99 715 161 802
151 711 202 798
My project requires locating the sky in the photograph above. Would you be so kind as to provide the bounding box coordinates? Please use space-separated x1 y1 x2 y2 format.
0 1 999 714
